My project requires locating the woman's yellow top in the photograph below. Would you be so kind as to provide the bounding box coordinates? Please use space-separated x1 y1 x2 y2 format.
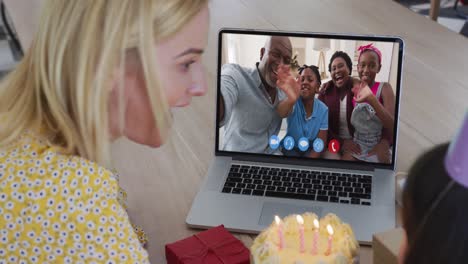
0 130 149 263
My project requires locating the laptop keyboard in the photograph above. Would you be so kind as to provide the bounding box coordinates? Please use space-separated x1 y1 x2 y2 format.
221 164 372 206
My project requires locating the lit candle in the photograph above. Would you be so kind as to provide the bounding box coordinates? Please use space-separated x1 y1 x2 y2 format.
275 215 284 250
296 215 305 253
326 224 334 255
312 218 319 255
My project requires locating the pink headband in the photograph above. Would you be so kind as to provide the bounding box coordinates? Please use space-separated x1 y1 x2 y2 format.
445 112 468 188
358 43 382 65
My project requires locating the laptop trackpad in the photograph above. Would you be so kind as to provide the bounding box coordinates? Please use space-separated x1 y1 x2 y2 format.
258 201 323 226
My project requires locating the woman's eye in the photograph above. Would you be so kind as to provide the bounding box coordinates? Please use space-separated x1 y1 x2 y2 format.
181 60 195 71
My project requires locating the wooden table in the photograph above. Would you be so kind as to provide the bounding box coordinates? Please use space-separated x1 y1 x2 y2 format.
3 0 467 263
110 1 468 263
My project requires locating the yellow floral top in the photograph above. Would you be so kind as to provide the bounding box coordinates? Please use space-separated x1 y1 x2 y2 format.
0 130 150 263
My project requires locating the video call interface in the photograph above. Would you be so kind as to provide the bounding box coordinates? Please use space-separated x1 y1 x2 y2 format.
217 32 401 165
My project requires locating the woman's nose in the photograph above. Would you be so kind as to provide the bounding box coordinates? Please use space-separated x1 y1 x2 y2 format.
189 64 208 96
189 83 207 96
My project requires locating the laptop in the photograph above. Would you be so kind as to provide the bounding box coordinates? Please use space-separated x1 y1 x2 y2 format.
187 29 404 244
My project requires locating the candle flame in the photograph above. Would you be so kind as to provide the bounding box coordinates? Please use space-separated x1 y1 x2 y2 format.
313 219 320 229
275 215 281 225
296 215 304 225
327 224 334 236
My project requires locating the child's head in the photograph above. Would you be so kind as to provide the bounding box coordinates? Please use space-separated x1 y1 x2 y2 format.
297 65 321 100
357 44 382 84
401 143 468 263
401 115 468 263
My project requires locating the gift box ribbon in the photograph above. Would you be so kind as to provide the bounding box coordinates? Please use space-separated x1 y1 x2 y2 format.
178 232 248 263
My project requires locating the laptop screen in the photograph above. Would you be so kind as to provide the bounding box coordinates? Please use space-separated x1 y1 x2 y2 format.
216 29 403 168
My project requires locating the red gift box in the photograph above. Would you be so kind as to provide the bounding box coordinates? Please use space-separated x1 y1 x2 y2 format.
165 225 250 264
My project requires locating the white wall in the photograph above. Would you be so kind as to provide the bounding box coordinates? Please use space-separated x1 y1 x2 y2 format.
4 0 44 50
225 34 267 67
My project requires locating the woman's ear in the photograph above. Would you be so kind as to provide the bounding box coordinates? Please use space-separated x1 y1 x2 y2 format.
108 57 136 140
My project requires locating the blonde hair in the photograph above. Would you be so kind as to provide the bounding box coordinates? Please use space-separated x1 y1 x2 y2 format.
0 0 208 167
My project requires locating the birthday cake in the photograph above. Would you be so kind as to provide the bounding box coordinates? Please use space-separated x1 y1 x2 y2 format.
251 213 359 264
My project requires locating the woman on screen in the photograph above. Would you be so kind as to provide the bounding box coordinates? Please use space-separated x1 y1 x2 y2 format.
318 51 358 160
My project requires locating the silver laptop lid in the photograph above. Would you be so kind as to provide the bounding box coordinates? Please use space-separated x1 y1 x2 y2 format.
215 29 404 172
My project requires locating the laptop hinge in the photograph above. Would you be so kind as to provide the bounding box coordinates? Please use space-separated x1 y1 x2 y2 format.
231 155 375 172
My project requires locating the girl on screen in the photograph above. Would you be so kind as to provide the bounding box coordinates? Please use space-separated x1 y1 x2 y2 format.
343 44 396 163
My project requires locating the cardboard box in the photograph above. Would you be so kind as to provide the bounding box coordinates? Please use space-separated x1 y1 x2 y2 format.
373 228 404 264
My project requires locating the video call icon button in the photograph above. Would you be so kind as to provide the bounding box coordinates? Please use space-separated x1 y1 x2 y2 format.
283 136 295 151
298 137 309 152
269 135 280 150
328 139 340 154
313 138 324 153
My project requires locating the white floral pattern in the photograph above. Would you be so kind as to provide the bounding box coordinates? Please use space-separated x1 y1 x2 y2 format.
0 131 149 263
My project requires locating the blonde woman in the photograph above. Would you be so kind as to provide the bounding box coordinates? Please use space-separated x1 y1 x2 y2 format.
0 0 209 262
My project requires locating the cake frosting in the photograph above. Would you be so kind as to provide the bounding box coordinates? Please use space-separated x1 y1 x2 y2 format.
251 213 359 264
